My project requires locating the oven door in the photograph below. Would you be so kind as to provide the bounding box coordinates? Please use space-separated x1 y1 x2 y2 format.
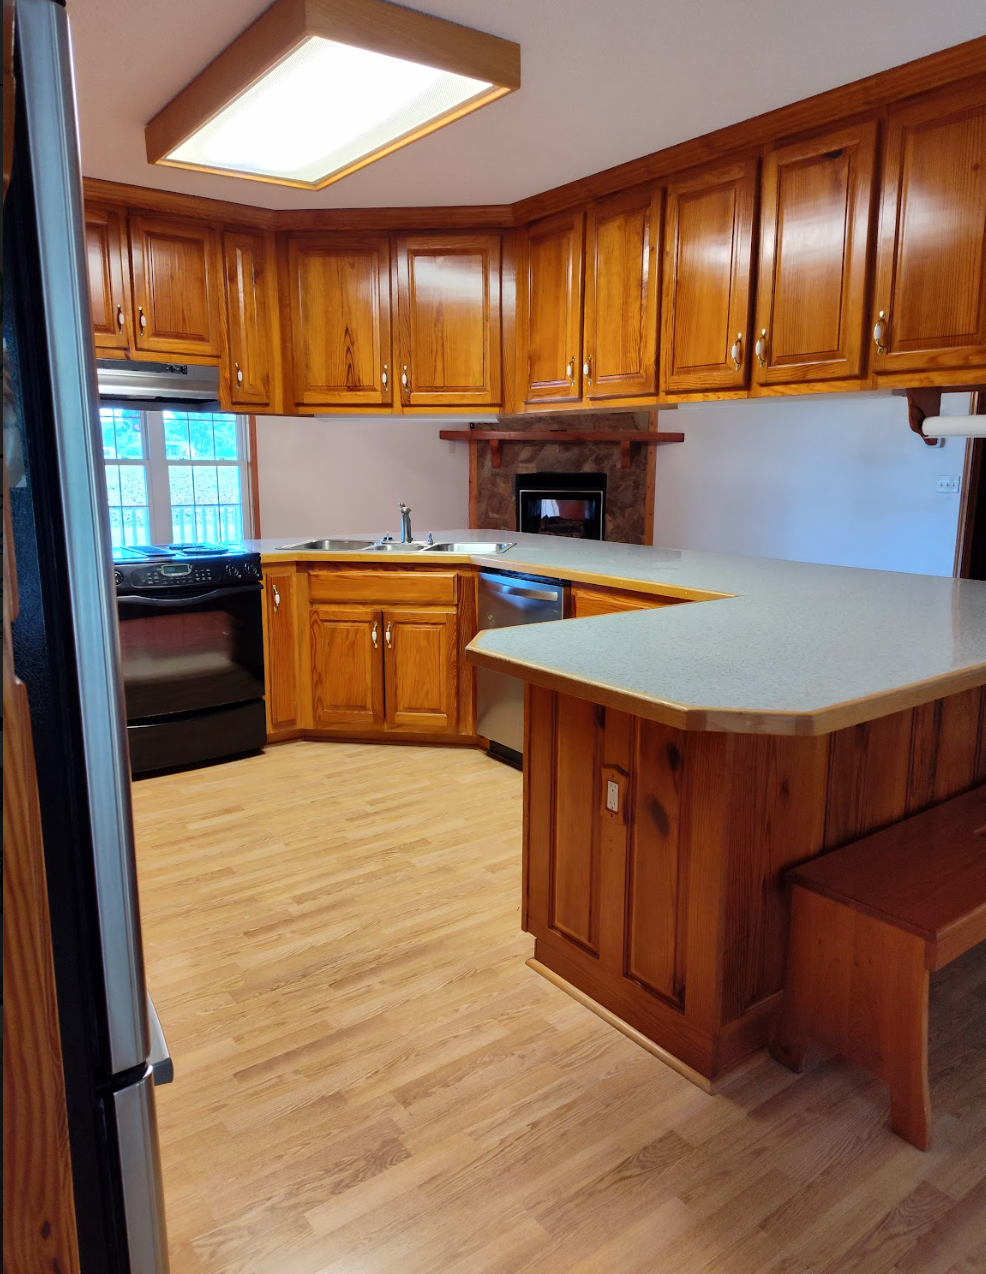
117 584 264 723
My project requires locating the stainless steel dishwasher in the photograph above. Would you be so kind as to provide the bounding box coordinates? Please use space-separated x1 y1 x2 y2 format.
476 570 568 766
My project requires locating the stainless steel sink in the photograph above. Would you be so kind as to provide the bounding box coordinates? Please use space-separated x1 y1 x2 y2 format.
361 541 430 552
424 541 515 554
276 538 374 551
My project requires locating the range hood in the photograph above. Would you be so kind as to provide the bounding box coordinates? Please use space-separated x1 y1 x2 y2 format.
96 359 222 411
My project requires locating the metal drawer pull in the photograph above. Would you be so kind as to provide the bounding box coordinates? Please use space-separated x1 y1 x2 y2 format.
382 364 389 388
583 354 592 383
371 619 379 649
116 304 125 332
730 333 743 370
385 620 393 649
755 328 767 367
272 584 280 611
235 361 243 385
873 309 887 355
138 305 147 333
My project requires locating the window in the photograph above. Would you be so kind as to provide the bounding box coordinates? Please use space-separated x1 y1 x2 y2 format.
99 408 254 549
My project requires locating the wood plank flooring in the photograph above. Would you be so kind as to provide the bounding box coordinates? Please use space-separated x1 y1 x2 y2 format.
130 740 986 1274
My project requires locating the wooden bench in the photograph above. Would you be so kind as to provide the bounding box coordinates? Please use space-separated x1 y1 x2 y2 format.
771 784 986 1150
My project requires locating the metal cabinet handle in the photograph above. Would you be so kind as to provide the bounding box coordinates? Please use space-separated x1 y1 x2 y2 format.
371 619 379 649
235 361 243 385
116 304 125 332
385 620 393 649
565 356 575 382
271 583 280 611
382 364 389 388
754 328 767 367
873 309 887 355
730 333 743 370
583 353 592 384
401 366 409 389
138 305 147 334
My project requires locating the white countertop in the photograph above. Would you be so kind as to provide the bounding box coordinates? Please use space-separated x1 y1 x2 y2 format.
251 532 986 736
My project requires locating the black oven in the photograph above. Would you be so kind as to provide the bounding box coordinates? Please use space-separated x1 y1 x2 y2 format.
114 545 266 774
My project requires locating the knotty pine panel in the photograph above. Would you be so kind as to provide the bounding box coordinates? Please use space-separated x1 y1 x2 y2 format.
549 696 603 954
907 685 985 813
524 684 557 935
823 708 914 847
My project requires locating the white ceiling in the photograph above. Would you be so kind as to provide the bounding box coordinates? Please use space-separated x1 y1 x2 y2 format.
68 0 986 210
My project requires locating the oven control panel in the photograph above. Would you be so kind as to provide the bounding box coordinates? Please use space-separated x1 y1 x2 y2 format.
115 554 262 593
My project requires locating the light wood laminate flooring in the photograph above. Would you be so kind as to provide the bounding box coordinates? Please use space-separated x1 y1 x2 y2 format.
131 740 986 1274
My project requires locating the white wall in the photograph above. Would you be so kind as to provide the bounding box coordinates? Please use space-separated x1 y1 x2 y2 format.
254 416 471 539
651 392 970 575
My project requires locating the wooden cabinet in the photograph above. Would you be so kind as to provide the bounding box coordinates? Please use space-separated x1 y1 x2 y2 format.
754 123 877 386
85 205 132 353
286 234 392 408
309 604 385 730
583 188 662 400
522 211 585 403
873 80 986 379
570 585 679 618
129 214 222 357
396 234 501 408
662 159 758 393
383 607 459 733
224 229 275 408
263 566 299 736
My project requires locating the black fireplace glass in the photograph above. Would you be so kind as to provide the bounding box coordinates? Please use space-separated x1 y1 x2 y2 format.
515 472 607 539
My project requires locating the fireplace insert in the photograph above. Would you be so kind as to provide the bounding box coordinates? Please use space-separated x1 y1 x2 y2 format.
515 472 607 539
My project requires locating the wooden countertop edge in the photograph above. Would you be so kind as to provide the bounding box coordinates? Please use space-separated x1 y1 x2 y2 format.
464 643 986 737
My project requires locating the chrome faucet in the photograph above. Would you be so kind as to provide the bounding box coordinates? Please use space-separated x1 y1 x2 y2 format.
399 502 413 544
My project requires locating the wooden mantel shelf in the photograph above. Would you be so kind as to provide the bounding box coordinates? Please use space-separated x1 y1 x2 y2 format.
439 429 685 469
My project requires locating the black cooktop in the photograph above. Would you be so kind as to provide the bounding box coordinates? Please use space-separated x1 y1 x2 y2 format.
111 542 237 564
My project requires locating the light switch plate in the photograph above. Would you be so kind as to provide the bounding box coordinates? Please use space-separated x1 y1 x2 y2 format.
936 476 960 494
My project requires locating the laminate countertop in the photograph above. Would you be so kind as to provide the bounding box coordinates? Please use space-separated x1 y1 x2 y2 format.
251 532 986 736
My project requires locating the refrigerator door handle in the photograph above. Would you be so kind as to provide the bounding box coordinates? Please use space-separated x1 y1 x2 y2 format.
113 1067 171 1274
147 996 174 1086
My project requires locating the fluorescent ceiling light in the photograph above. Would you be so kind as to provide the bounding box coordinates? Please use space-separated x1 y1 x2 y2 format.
145 0 520 190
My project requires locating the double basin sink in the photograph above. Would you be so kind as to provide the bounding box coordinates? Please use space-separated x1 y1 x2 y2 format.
277 538 515 555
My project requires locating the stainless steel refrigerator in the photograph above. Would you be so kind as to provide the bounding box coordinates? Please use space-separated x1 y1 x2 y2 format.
5 1 170 1269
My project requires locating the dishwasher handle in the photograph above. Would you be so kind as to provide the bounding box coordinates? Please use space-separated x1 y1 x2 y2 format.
487 582 562 603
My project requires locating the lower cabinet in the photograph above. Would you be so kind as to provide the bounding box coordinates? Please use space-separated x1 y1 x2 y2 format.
263 566 300 737
310 604 385 730
383 607 459 734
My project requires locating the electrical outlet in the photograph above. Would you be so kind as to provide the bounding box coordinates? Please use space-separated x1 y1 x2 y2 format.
936 476 960 494
606 780 620 813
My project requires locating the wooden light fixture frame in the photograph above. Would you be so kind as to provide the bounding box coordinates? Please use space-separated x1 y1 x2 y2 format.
144 0 520 190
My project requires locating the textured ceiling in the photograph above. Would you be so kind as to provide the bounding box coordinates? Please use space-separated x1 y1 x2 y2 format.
68 0 986 209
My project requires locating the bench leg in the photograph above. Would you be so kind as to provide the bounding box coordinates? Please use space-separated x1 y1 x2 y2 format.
773 885 933 1150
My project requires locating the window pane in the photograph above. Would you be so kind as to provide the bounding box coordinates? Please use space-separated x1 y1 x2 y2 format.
168 465 194 507
216 467 241 504
119 466 148 506
189 416 215 460
105 464 121 506
192 466 219 505
99 407 144 461
104 460 150 549
213 416 239 460
163 412 190 459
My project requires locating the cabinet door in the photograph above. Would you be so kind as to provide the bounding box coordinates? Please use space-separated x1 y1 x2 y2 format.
224 230 273 408
523 211 584 403
287 235 392 407
396 234 501 407
873 81 986 376
383 607 458 734
662 159 757 393
85 206 132 352
754 123 877 385
309 605 385 730
583 188 662 400
129 214 222 356
263 568 298 734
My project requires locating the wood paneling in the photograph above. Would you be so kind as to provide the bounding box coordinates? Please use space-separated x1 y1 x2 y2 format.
873 79 986 375
383 607 458 733
309 604 384 729
662 159 758 393
549 697 603 953
286 234 392 407
754 122 877 385
396 234 501 407
129 213 222 356
224 229 274 407
906 684 984 812
85 205 132 351
825 708 923 847
583 187 662 400
522 211 585 403
262 566 298 735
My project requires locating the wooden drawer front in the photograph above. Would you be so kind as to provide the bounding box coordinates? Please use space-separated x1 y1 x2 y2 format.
571 586 679 618
308 569 459 607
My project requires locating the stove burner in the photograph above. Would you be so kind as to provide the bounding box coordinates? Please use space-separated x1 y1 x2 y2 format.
169 543 229 556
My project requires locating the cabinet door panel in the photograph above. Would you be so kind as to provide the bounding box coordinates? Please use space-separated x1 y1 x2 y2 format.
310 605 384 729
662 159 757 393
397 235 501 407
287 235 392 407
224 230 273 407
755 123 876 384
874 81 986 374
584 188 662 400
129 214 221 356
523 211 584 403
263 568 298 733
383 607 458 734
549 695 602 953
85 206 131 352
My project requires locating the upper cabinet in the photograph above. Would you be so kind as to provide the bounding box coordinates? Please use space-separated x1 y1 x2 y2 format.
224 229 276 409
85 205 132 353
522 211 585 404
662 159 758 393
583 188 662 401
872 80 986 379
396 234 501 408
286 234 393 409
753 123 877 386
129 214 222 357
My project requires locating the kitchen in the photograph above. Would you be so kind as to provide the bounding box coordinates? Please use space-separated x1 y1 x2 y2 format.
4 1 986 1272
